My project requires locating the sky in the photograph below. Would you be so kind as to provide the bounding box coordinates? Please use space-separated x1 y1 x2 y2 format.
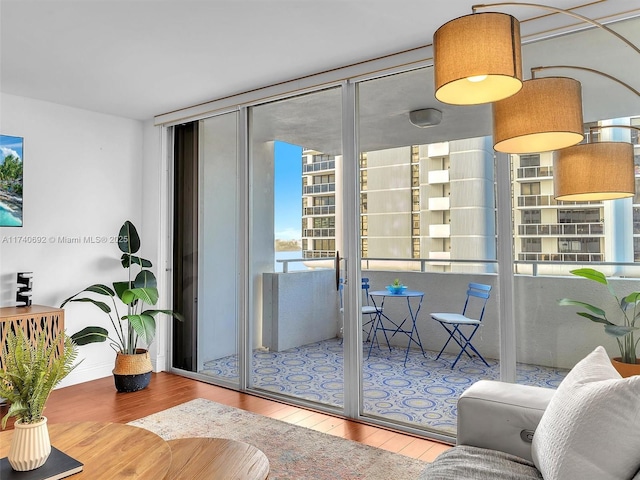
0 134 24 164
274 140 303 241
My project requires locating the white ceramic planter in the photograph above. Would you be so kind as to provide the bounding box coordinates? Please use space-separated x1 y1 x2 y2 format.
8 416 51 471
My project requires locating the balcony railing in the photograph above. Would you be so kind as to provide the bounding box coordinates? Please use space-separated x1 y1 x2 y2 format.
518 195 602 207
303 228 335 238
303 205 336 216
428 197 450 211
516 166 553 179
518 223 604 236
429 224 451 238
303 160 335 173
517 253 604 262
428 169 449 184
303 183 336 195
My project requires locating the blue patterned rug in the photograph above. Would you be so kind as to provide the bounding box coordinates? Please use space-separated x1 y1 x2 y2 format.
202 338 567 435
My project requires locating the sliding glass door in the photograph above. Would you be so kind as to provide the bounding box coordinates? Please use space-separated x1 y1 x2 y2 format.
247 87 345 409
355 67 501 436
172 111 241 388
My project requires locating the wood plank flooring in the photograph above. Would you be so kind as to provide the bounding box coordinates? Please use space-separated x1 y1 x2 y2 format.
1 372 452 462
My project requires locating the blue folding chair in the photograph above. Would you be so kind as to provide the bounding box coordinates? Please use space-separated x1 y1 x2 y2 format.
430 283 492 369
361 277 381 342
338 277 382 343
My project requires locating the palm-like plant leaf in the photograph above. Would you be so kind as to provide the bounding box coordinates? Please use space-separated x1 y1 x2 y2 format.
570 268 616 296
121 253 152 269
118 220 140 255
121 287 159 306
576 311 614 325
124 314 156 345
71 326 109 345
604 325 637 337
62 297 111 314
558 298 606 317
134 270 157 289
60 284 115 308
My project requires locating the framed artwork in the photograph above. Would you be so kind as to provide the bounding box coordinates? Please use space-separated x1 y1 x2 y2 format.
0 134 23 227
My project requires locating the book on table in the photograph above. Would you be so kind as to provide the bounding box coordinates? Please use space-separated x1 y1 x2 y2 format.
0 446 83 480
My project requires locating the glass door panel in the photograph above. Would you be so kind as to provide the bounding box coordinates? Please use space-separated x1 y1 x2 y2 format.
172 112 240 387
248 87 344 408
356 67 499 436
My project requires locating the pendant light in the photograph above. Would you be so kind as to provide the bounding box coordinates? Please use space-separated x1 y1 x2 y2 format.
493 77 584 154
554 127 638 201
433 12 522 105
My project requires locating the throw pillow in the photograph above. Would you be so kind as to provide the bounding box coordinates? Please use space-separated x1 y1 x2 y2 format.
531 346 640 480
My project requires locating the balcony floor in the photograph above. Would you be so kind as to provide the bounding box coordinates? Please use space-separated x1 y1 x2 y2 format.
201 338 568 435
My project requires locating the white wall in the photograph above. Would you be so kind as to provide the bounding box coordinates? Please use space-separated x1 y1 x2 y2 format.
0 93 148 387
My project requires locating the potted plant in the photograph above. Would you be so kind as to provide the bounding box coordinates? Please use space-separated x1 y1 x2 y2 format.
559 267 640 376
0 329 78 471
60 220 183 392
386 278 407 294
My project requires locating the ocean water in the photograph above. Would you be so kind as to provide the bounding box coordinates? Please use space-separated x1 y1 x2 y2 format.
0 203 21 226
275 250 308 272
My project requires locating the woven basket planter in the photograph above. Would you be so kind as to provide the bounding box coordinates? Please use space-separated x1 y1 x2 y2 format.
113 349 153 392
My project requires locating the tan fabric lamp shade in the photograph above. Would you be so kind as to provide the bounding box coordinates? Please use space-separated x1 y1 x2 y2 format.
434 13 523 105
554 142 635 201
493 77 584 153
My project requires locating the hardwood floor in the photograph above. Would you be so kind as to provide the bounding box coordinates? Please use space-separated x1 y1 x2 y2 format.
1 372 451 462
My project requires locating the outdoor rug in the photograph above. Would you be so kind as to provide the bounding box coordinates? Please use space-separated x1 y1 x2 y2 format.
129 398 431 480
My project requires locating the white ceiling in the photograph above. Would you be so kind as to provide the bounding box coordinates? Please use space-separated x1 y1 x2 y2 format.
2 0 640 122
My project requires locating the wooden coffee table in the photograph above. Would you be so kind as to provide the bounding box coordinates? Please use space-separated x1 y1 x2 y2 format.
165 437 270 480
0 422 172 479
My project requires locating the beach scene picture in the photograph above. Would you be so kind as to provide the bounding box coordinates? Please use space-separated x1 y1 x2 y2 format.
0 134 24 227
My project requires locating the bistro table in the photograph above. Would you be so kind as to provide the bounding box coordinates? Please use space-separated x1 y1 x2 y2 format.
366 290 426 366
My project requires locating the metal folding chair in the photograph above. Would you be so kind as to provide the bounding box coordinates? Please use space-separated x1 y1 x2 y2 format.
430 282 492 368
338 277 382 343
361 277 381 342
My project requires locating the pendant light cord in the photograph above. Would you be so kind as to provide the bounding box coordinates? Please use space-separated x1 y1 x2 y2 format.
530 65 640 97
472 2 640 56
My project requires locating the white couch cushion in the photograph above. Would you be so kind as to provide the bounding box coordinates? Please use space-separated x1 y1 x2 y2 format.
531 346 640 480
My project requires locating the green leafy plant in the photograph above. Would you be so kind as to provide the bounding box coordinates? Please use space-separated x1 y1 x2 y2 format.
61 220 183 354
392 278 403 287
559 268 640 364
0 330 79 428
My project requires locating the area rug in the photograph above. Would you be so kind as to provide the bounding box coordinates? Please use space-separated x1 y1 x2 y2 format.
129 398 430 480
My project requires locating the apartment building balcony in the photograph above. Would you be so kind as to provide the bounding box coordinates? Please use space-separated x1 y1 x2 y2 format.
515 165 553 180
303 205 336 216
302 249 336 258
518 252 604 262
428 196 450 211
517 195 603 208
427 169 449 184
303 228 336 237
302 160 335 173
429 224 450 238
518 223 604 236
303 183 336 195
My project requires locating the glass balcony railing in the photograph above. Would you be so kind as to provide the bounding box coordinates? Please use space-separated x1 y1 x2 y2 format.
303 205 336 216
518 195 602 207
518 223 604 236
303 183 336 194
303 228 336 237
303 160 335 173
516 166 553 179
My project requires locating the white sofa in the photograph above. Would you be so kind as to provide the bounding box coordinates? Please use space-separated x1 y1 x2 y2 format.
422 346 640 480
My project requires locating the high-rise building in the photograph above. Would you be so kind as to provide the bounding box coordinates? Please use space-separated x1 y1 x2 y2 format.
301 117 640 273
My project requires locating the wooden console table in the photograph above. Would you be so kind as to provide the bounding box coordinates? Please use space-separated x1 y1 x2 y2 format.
0 305 65 370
